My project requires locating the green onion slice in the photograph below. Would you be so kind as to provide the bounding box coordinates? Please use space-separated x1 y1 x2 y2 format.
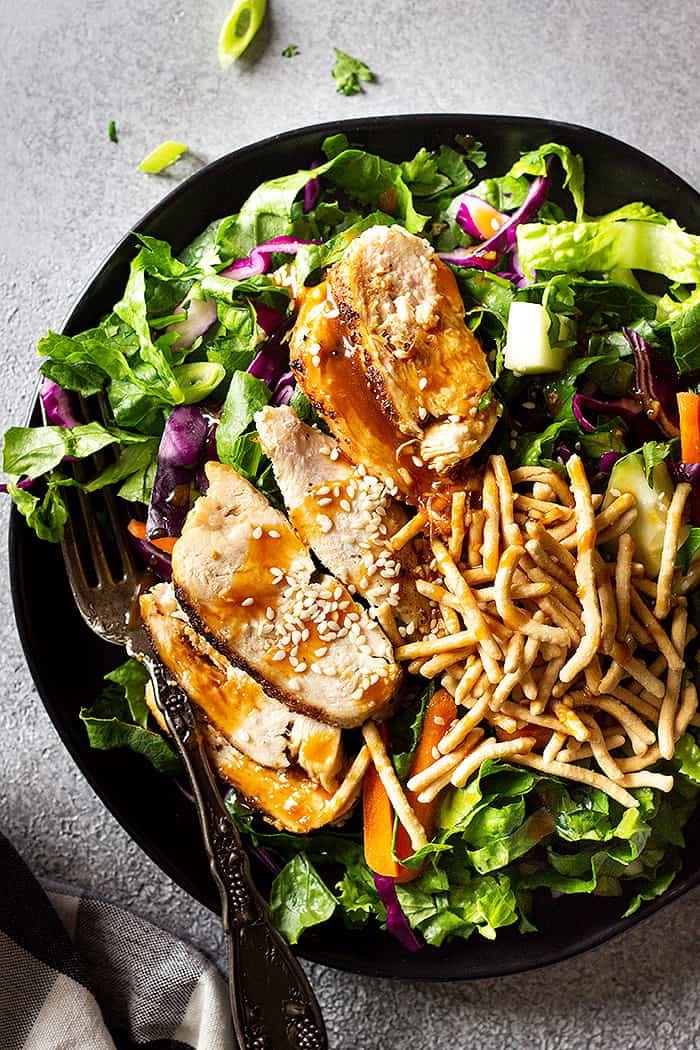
217 0 267 67
138 141 188 174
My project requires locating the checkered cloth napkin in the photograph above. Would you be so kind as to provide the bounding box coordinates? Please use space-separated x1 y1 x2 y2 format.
0 832 234 1049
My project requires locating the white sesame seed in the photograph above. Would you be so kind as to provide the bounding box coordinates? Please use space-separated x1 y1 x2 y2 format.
340 499 351 512
522 401 536 410
412 456 424 467
320 445 330 455
330 448 340 461
418 376 428 391
252 526 263 540
312 355 320 367
296 662 307 673
271 650 286 662
240 597 254 607
314 645 328 657
317 486 331 496
268 529 280 539
317 515 333 533
317 497 332 507
418 406 428 421
266 607 275 621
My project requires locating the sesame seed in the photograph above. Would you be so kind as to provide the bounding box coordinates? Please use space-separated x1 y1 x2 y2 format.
418 406 427 421
412 456 424 467
340 499 351 512
271 650 286 662
296 662 307 673
351 688 363 701
266 607 275 620
330 448 340 461
312 355 320 367
523 401 536 410
268 529 280 539
317 515 333 533
240 597 254 607
432 746 441 760
252 526 263 540
320 445 330 455
317 486 330 496
314 645 328 657
418 376 428 390
317 497 332 506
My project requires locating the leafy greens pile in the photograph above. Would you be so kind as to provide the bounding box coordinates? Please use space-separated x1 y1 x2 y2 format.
4 128 700 949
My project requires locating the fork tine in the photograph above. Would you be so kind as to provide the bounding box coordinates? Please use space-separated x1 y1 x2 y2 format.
75 488 114 586
102 484 137 580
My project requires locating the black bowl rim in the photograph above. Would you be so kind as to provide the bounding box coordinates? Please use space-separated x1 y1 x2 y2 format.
8 112 700 982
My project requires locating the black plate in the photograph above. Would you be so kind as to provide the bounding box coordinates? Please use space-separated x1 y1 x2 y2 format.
9 115 700 981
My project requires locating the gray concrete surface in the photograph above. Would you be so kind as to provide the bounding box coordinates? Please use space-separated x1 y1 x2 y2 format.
1 1 698 1046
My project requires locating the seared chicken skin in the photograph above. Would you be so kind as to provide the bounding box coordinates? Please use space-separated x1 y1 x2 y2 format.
171 461 400 728
289 225 497 497
256 404 431 635
141 583 344 791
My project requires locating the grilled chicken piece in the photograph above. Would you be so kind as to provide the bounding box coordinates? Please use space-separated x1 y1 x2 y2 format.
172 461 400 728
141 583 344 790
145 686 365 834
290 224 497 496
256 404 431 636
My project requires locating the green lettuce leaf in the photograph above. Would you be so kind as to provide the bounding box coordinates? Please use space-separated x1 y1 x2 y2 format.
8 481 68 542
3 422 151 481
509 142 585 220
270 854 337 944
216 372 271 468
104 658 151 728
216 148 427 260
517 218 700 284
80 675 181 775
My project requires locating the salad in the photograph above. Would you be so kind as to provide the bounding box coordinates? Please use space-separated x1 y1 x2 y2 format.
4 130 700 952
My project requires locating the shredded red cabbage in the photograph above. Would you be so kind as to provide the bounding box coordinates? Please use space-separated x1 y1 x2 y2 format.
254 301 284 335
271 371 295 406
40 377 82 429
127 530 173 581
437 247 500 271
572 392 642 433
303 162 321 213
471 163 552 259
372 873 421 951
221 236 319 281
247 320 293 390
166 297 217 351
0 477 34 494
194 416 219 495
672 461 700 484
599 451 623 475
146 405 208 540
624 327 680 439
456 195 507 240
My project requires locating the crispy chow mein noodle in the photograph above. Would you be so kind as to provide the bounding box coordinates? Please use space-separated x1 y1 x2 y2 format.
372 450 698 848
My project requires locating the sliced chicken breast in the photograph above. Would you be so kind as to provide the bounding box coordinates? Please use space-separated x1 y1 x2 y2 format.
290 224 497 496
171 461 400 728
141 582 344 790
255 404 431 636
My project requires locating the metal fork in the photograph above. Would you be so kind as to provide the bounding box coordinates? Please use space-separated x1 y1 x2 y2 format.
60 426 327 1050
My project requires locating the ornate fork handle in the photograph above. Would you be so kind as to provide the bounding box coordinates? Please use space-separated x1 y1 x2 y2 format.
145 654 328 1050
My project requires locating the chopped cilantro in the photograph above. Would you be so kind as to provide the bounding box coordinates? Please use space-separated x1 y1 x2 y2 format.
282 44 299 58
108 120 118 143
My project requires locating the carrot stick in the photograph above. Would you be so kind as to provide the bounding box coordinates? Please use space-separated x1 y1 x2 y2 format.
127 519 178 554
678 393 700 523
363 690 457 882
678 393 700 463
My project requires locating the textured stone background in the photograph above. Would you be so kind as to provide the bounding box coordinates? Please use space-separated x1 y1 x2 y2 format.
1 2 699 1047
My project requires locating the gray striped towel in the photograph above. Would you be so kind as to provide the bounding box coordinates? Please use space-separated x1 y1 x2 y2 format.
0 832 234 1049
